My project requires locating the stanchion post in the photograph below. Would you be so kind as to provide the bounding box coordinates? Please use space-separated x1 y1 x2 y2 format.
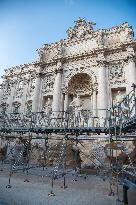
123 185 129 205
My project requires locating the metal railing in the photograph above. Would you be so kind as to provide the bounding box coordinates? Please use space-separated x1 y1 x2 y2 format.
0 110 108 133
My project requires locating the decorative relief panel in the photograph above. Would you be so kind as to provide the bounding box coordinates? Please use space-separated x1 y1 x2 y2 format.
68 73 93 95
1 83 11 101
26 78 35 99
42 74 55 94
14 81 24 99
65 39 98 56
109 63 126 86
63 57 97 72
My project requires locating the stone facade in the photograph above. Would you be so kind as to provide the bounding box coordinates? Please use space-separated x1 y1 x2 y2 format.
0 18 136 118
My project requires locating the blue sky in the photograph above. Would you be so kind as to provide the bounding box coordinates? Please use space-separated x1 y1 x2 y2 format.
0 0 136 79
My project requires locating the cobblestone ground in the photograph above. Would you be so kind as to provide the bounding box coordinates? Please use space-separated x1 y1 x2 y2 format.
0 167 135 205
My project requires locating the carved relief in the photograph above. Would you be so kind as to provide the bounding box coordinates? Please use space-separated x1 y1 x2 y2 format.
109 63 126 85
68 73 93 95
67 17 95 39
1 82 11 101
42 74 55 94
0 102 9 113
15 81 24 99
64 65 97 90
26 78 35 99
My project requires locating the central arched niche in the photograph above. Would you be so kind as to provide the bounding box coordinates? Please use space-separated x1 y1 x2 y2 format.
67 73 93 110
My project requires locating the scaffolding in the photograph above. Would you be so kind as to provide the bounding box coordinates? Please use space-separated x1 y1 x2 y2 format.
1 85 136 204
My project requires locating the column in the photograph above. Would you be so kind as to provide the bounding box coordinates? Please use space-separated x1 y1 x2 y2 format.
126 57 136 94
32 74 41 112
8 85 14 113
64 93 69 112
21 82 28 113
92 89 97 116
52 68 62 112
97 61 108 119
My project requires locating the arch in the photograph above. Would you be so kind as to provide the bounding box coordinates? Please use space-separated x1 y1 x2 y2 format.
68 73 93 95
64 69 97 93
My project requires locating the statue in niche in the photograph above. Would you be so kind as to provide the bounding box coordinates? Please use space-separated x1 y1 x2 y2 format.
113 91 129 116
12 101 21 113
69 93 86 127
114 91 125 105
18 82 23 90
0 102 8 114
69 93 82 115
26 101 32 115
42 98 52 113
69 94 82 108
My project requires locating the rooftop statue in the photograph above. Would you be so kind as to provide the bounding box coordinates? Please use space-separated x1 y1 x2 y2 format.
67 17 96 39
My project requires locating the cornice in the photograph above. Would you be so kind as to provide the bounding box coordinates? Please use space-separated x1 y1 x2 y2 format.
40 41 136 67
2 40 136 80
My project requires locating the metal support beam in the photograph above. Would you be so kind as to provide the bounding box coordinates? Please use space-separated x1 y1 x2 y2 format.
123 185 129 205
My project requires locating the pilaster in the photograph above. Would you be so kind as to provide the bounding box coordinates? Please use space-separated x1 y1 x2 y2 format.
125 53 136 93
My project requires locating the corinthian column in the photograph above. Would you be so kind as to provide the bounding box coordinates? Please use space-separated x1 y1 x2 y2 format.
52 68 62 112
97 61 108 119
32 74 41 112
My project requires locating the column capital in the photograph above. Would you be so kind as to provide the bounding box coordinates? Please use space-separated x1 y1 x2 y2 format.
96 60 107 67
35 72 42 78
55 68 63 74
124 55 135 65
125 46 136 64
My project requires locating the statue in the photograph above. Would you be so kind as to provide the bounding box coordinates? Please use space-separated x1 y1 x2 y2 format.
69 94 82 110
69 94 83 126
37 48 44 62
114 91 125 105
42 98 52 113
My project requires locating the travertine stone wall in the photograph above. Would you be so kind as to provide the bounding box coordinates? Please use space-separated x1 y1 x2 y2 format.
0 18 136 116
